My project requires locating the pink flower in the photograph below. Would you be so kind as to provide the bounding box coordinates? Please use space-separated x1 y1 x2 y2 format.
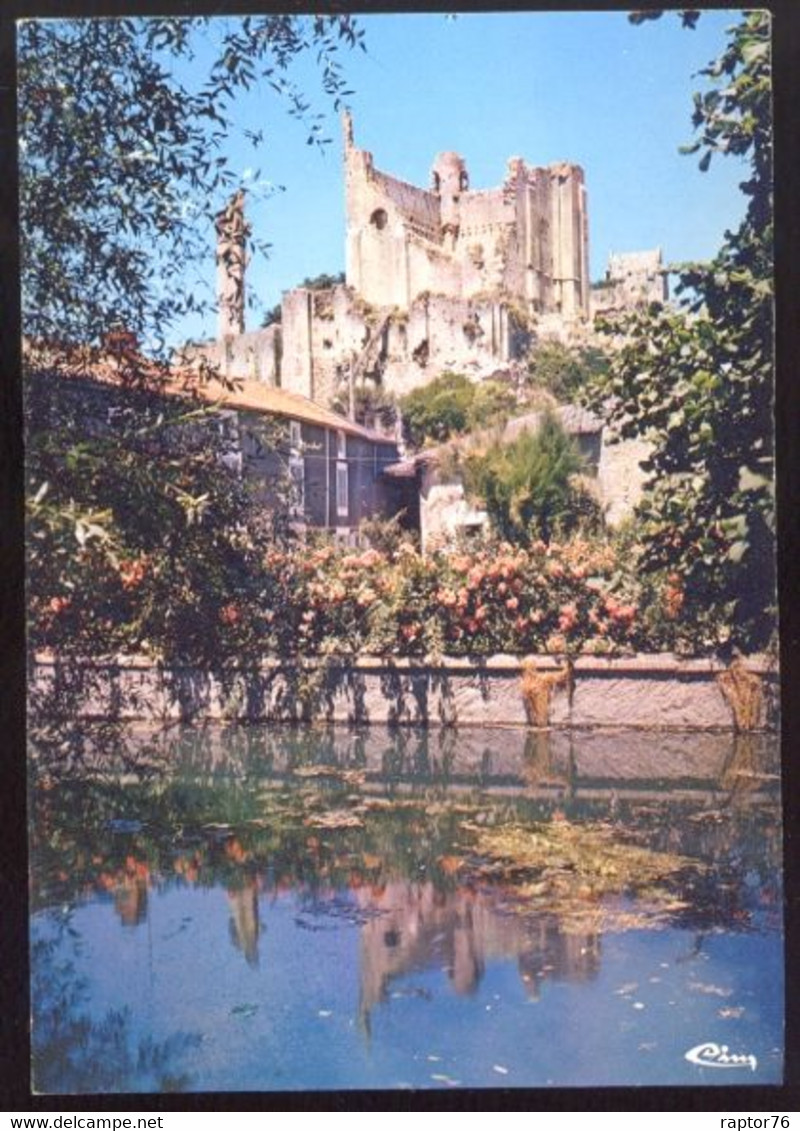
467 567 484 590
558 604 578 633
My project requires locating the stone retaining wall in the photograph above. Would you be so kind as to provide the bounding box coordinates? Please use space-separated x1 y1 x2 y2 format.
32 653 779 731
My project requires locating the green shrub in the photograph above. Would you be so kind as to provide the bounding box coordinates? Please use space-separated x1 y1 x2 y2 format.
463 410 591 545
400 371 475 449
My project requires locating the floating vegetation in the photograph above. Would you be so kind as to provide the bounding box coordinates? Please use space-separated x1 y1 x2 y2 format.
304 810 365 830
459 818 704 933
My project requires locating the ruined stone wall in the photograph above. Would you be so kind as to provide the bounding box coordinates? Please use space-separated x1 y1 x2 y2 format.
189 121 664 422
597 434 652 527
344 122 590 324
523 170 556 312
276 285 519 404
459 187 514 232
303 286 373 407
406 233 461 301
223 327 280 384
370 168 440 235
280 289 315 399
591 249 668 316
549 165 589 318
457 190 516 296
381 294 514 396
345 144 420 307
177 325 280 386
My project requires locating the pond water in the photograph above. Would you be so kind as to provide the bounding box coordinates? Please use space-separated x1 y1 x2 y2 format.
29 725 783 1093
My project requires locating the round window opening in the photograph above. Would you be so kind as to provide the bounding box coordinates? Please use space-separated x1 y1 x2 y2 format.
370 208 388 231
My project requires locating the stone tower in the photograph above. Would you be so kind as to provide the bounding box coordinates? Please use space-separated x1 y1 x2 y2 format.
216 189 249 338
431 151 468 249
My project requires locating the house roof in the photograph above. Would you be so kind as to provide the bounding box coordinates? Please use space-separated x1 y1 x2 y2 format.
26 343 396 446
503 404 602 441
196 377 397 444
382 403 602 478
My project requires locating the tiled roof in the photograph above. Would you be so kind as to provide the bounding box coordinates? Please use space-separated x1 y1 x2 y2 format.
196 377 396 444
384 403 602 477
26 344 396 446
503 403 602 441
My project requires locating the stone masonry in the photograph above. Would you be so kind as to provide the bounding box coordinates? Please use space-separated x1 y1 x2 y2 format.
343 111 589 321
181 115 668 525
185 114 661 402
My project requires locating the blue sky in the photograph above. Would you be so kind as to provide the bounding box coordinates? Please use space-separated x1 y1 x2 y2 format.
177 10 752 344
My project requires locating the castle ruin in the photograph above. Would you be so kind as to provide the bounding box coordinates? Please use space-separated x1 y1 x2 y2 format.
186 114 665 414
342 111 589 321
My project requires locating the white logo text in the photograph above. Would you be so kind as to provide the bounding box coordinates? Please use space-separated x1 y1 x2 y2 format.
685 1042 757 1072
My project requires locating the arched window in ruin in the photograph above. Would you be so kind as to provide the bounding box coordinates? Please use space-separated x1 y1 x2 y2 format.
432 171 441 194
370 208 388 231
459 170 469 192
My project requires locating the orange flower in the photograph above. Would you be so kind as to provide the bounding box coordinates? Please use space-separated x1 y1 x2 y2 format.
219 603 240 625
119 557 148 590
467 566 484 590
665 583 684 618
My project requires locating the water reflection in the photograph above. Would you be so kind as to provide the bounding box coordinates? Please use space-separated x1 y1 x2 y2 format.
31 908 202 1093
356 880 602 1032
228 883 260 966
29 725 783 1092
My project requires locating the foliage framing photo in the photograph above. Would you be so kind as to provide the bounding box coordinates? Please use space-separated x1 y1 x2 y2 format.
20 15 366 674
588 9 775 652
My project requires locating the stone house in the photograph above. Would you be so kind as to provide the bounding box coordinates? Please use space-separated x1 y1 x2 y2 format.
201 377 402 538
383 404 651 550
28 351 402 540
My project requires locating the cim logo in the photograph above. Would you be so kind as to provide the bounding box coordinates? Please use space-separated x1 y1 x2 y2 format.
685 1042 758 1072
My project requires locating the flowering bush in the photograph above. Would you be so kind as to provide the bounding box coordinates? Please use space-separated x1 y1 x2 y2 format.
243 536 654 659
29 503 722 662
